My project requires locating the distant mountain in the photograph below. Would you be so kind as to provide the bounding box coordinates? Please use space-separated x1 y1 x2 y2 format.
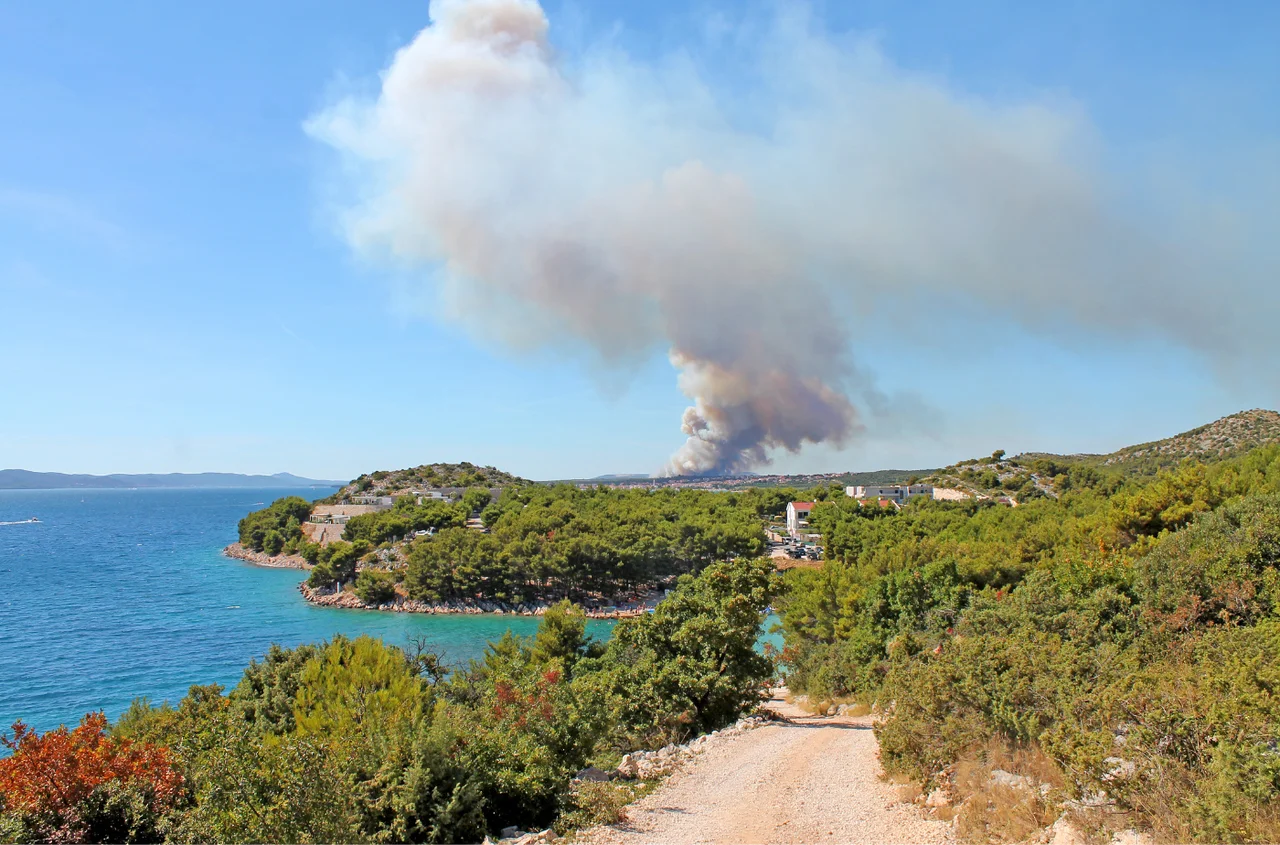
592 473 651 480
0 470 346 490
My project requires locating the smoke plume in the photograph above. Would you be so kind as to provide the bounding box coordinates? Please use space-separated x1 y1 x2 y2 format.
309 0 1274 475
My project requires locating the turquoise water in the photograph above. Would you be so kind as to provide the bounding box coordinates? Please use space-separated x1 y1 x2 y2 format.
0 488 612 734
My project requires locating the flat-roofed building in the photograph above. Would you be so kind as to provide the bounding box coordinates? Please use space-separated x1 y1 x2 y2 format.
845 484 933 503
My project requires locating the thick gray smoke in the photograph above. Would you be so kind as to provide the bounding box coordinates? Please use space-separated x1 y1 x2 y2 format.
309 0 1273 475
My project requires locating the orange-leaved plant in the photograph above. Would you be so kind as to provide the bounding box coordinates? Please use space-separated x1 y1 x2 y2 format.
0 712 183 840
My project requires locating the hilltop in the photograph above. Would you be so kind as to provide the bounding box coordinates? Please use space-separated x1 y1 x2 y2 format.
927 409 1280 500
1083 407 1280 471
322 462 532 502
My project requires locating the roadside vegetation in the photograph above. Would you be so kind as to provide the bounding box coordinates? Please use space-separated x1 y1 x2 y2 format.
0 559 776 844
781 439 1280 842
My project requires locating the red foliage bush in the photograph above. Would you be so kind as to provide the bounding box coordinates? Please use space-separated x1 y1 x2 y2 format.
0 712 183 841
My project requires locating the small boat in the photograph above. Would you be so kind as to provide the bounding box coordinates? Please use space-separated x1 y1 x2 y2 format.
29 517 40 523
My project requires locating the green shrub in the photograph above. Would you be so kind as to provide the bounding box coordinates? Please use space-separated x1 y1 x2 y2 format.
89 561 777 843
783 446 1280 842
581 557 776 747
355 569 398 605
237 497 312 552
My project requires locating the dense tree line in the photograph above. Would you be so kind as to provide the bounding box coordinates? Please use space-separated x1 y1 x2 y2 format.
241 484 795 609
399 486 773 604
781 444 1280 842
340 497 469 546
234 497 311 555
0 560 775 843
303 485 788 604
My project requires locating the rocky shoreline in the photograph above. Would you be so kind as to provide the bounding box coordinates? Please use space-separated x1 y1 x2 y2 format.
297 583 655 620
226 543 659 619
223 543 311 571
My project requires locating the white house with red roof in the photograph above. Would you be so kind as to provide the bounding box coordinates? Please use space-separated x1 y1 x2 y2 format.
786 501 816 537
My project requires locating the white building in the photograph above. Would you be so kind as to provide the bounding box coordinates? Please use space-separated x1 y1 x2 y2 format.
845 484 933 503
350 495 395 509
786 501 816 537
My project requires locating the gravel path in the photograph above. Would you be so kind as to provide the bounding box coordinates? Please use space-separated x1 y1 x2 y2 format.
579 691 953 845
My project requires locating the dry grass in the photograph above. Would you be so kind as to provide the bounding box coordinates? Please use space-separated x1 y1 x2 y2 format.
774 558 825 571
1116 759 1280 845
951 741 1065 844
895 778 924 805
787 693 869 716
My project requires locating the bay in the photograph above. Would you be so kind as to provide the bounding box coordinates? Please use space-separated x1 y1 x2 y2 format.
0 488 612 734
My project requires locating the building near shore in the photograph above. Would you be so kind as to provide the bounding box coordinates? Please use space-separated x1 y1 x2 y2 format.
408 487 505 505
350 495 395 508
310 504 380 523
786 501 816 537
931 487 971 501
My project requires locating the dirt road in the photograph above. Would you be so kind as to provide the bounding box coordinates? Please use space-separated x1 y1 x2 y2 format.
580 691 953 845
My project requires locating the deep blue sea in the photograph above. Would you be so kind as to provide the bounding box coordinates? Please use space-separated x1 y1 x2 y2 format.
0 488 612 734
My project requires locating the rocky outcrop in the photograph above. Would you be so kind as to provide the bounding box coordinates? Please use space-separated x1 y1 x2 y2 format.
223 543 310 570
614 715 771 780
297 583 656 619
485 828 558 845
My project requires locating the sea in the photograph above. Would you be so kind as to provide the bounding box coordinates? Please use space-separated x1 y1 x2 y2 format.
0 487 614 735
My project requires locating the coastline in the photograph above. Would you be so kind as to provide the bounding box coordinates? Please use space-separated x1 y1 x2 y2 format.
225 543 657 619
298 582 654 620
223 542 311 570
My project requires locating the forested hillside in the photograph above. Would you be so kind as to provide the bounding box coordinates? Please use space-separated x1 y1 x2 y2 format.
309 486 781 606
332 462 532 500
926 408 1280 500
781 428 1280 842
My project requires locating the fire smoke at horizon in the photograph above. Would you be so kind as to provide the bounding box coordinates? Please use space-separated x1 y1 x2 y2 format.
309 0 1275 477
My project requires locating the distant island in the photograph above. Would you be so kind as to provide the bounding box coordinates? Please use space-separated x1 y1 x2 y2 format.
0 469 345 490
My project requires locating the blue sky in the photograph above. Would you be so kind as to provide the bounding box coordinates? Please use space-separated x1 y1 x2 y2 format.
2 1 1277 481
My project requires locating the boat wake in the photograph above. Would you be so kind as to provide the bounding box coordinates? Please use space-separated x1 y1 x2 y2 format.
0 518 40 526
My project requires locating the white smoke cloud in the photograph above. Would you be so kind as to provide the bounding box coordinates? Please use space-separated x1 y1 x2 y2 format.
308 0 1274 475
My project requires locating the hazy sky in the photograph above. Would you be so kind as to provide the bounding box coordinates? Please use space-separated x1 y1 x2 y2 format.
2 1 1277 481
